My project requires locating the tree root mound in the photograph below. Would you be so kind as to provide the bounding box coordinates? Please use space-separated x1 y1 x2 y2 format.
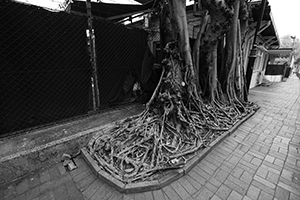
86 43 258 184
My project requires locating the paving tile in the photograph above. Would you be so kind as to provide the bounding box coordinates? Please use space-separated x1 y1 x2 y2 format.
268 151 287 161
187 171 207 187
28 174 41 189
209 150 227 162
39 181 53 194
275 186 290 200
214 169 230 183
274 158 285 167
266 171 279 184
123 193 135 200
73 170 93 183
259 146 271 154
251 157 263 166
278 177 300 196
143 191 154 200
162 191 171 200
236 163 256 175
65 180 84 200
246 184 260 200
231 166 244 179
70 164 91 178
211 195 223 200
195 187 214 200
15 178 29 195
251 180 274 196
198 162 216 176
227 175 249 193
3 185 17 200
57 162 67 175
49 165 61 180
247 150 265 160
37 191 55 200
170 180 190 200
204 182 218 193
223 179 246 195
26 185 40 200
107 189 123 200
53 183 68 200
238 144 251 153
290 193 300 200
40 170 51 184
152 189 165 200
261 161 282 174
82 179 102 199
209 177 222 188
177 176 197 195
257 190 273 200
10 195 24 200
219 161 235 173
239 171 253 184
90 183 114 200
50 173 72 189
215 184 232 200
193 165 212 180
228 155 241 166
226 190 243 200
242 196 252 200
134 192 145 200
261 163 281 175
75 174 97 192
162 185 181 200
256 166 268 178
203 157 222 168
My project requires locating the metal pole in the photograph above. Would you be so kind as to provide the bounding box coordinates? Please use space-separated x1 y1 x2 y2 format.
245 0 267 98
86 0 100 110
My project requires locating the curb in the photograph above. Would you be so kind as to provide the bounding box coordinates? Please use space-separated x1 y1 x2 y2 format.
81 109 257 193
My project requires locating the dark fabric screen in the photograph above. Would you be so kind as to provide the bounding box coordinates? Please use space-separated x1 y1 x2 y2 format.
0 1 148 136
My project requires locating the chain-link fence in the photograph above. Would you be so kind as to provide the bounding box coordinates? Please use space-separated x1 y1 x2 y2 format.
0 1 148 136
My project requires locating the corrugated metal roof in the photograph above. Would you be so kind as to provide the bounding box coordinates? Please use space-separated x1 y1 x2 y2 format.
71 0 154 21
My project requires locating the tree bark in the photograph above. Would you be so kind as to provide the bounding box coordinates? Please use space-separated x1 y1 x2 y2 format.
200 0 234 100
226 0 239 102
193 13 209 89
168 0 199 99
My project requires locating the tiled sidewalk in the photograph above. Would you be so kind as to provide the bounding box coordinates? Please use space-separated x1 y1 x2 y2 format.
1 76 300 200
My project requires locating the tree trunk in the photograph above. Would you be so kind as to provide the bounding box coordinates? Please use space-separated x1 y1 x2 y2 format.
168 0 199 99
193 13 209 89
200 0 234 100
226 0 239 102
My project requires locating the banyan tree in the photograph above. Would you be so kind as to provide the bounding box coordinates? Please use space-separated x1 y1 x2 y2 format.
87 0 258 183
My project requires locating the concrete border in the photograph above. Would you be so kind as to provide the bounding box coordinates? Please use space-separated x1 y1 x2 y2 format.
81 109 258 193
0 104 144 187
0 124 114 187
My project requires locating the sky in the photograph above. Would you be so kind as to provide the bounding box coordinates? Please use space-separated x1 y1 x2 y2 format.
268 0 300 39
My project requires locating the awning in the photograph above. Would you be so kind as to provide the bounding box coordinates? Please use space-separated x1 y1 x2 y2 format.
71 0 155 21
268 48 293 55
250 0 280 48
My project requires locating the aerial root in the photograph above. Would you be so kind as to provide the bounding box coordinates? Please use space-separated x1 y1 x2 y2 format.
87 96 257 183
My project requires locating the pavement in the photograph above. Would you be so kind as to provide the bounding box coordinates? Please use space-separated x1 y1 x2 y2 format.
1 75 300 200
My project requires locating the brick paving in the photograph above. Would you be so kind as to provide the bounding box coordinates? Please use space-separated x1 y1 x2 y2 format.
1 76 300 200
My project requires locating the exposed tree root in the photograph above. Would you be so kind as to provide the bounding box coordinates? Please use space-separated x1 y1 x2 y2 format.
87 43 258 184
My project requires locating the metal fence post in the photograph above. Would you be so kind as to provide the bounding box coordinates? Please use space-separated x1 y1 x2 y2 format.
86 0 100 111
